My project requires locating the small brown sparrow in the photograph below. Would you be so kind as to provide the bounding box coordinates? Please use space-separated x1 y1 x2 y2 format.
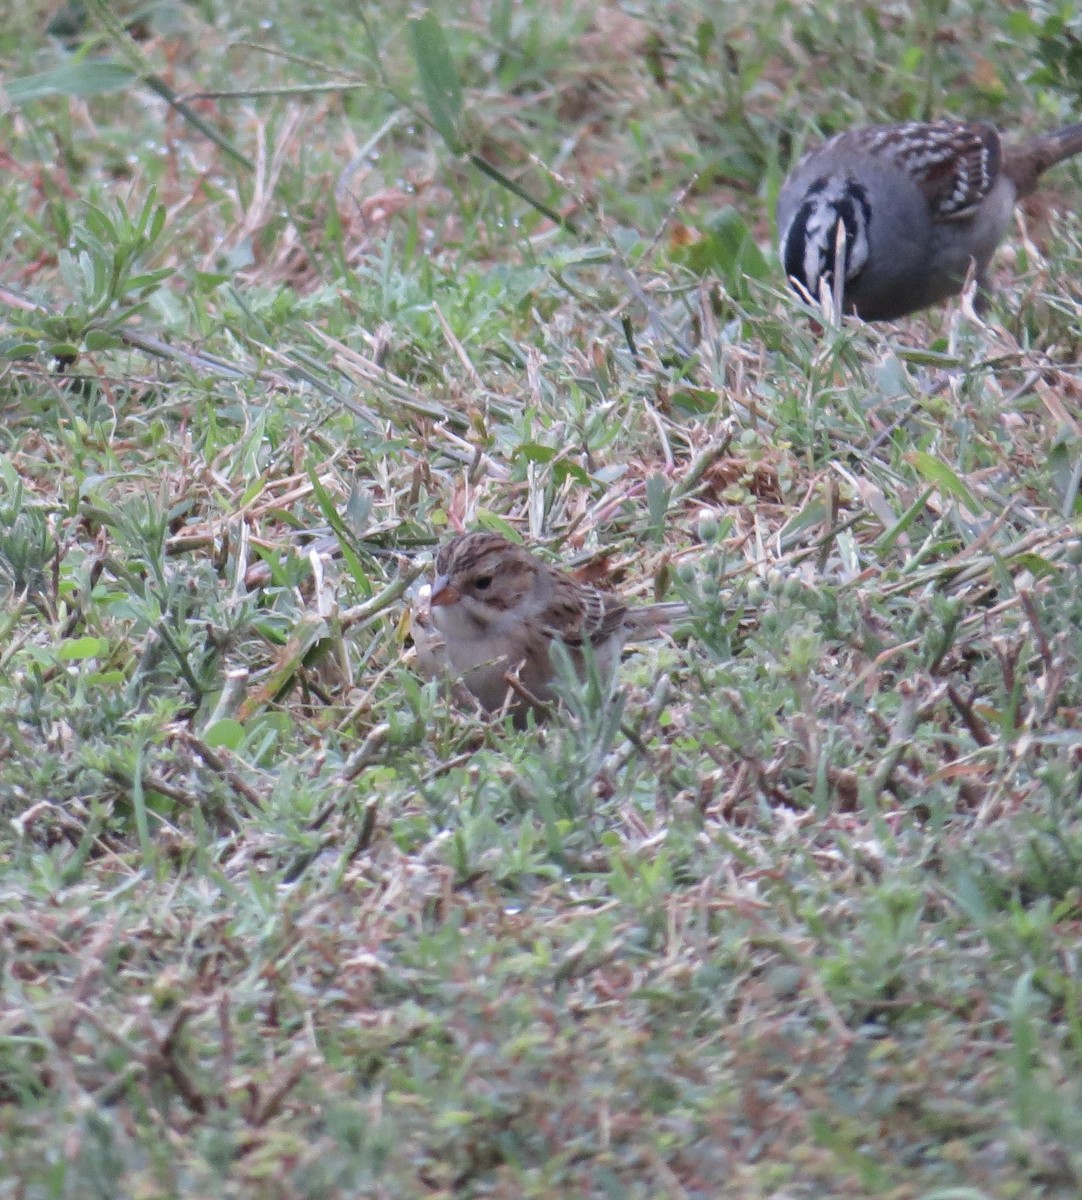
409 531 687 724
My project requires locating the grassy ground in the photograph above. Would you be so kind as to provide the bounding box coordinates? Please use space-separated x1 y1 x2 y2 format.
3 1 1082 1196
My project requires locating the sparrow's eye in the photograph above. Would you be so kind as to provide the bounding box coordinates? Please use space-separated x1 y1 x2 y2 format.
472 575 493 591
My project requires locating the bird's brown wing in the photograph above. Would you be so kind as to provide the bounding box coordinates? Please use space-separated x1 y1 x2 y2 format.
544 586 629 651
871 121 1002 219
827 121 1001 219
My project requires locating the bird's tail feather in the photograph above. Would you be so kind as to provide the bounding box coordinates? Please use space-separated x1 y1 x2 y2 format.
1011 122 1082 194
625 600 690 637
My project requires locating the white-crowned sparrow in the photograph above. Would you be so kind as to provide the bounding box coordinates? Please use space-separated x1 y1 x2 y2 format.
776 119 1082 320
409 531 686 724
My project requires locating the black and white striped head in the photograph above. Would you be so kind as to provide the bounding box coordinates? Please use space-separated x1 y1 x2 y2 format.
779 175 871 307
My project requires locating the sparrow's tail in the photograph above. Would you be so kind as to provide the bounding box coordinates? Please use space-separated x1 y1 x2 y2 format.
1007 122 1082 195
626 600 691 637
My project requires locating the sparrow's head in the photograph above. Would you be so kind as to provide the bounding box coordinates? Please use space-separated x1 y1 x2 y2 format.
779 173 871 308
430 532 542 633
778 120 1001 314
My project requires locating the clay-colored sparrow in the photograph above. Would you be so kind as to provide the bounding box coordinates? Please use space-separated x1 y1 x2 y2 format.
409 531 686 724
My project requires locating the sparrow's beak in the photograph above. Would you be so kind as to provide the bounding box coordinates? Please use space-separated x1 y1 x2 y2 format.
429 574 460 607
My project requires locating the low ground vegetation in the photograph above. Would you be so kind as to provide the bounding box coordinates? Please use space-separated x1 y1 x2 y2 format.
2 1 1082 1196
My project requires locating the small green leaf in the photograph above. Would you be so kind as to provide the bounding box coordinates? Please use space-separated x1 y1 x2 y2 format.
778 502 829 544
895 347 965 368
84 329 119 351
1012 553 1058 578
1047 435 1082 516
513 443 559 464
409 11 464 151
907 452 982 515
677 208 769 291
670 388 720 415
474 510 522 542
6 61 137 103
204 719 245 750
1005 11 1041 36
58 636 110 661
83 203 118 244
552 459 591 486
876 487 934 552
125 268 175 295
646 472 671 542
85 670 126 686
0 340 40 359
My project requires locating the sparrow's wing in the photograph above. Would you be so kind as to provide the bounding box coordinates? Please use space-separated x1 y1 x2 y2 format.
849 121 1002 218
542 584 629 650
